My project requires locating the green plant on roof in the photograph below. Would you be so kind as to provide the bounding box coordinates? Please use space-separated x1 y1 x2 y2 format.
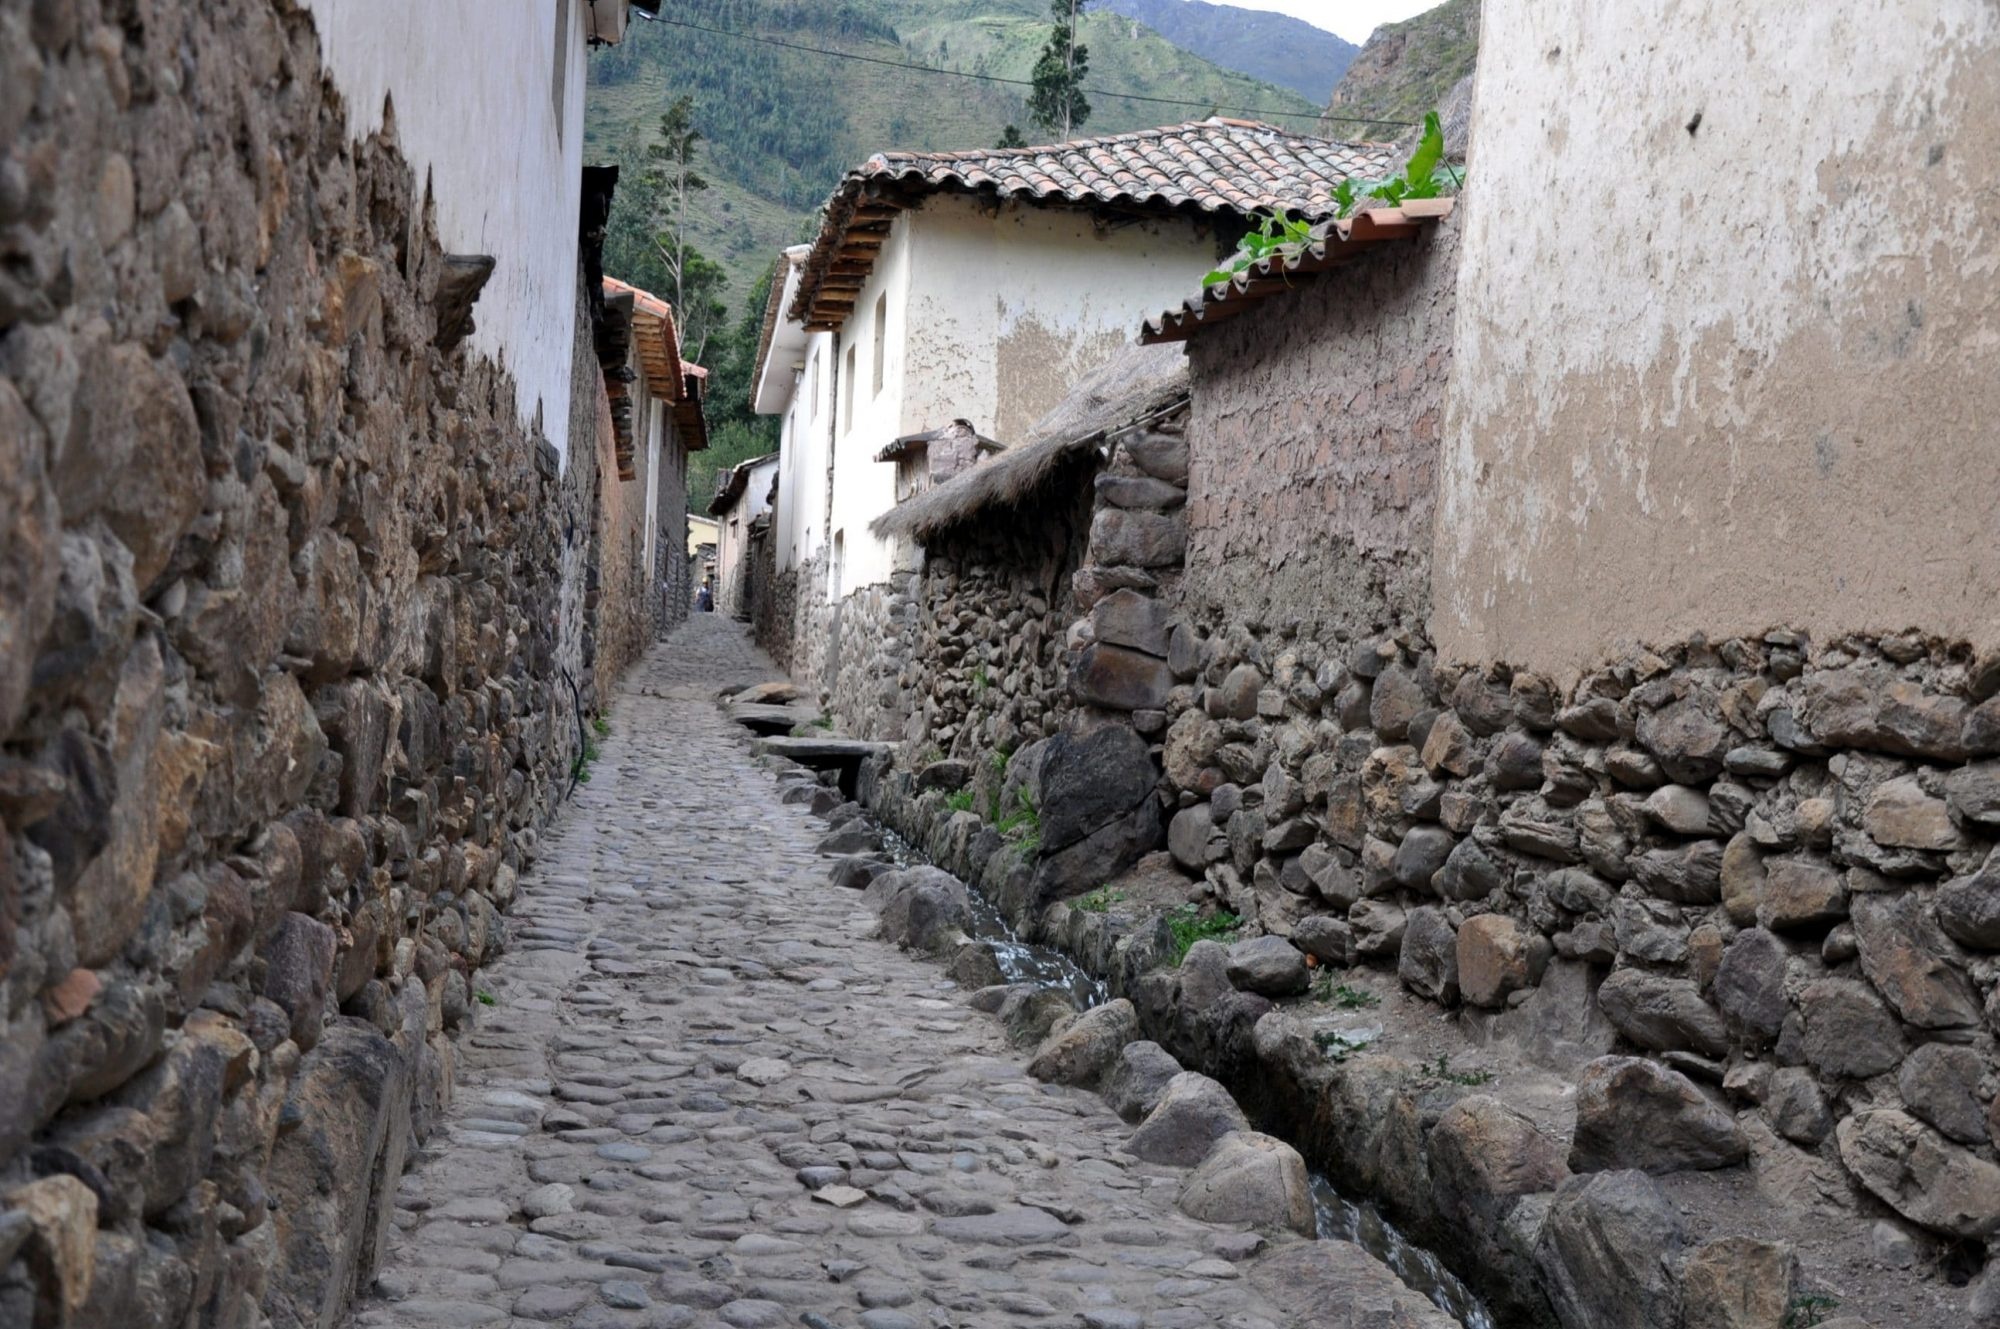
1333 110 1461 219
1202 208 1315 289
1165 904 1241 964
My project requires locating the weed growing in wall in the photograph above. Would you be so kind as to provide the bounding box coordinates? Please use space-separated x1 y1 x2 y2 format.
1314 976 1380 1010
945 789 977 813
1783 1294 1842 1329
1075 886 1127 914
1166 904 1241 964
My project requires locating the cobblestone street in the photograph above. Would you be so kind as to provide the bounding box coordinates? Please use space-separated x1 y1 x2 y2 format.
352 618 1310 1329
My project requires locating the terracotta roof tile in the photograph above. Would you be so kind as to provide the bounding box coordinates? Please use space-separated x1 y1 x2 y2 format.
1140 198 1456 345
791 118 1395 331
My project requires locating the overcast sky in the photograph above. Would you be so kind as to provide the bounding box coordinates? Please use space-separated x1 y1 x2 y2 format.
1214 1 1443 45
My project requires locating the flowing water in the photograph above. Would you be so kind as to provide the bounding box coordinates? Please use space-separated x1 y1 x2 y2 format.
876 823 1494 1328
1312 1177 1497 1329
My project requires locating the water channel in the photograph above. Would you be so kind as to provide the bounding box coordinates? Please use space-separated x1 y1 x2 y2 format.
878 826 1496 1328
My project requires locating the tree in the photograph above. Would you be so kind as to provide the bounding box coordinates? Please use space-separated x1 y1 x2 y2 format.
995 124 1028 149
1027 0 1090 139
644 95 710 313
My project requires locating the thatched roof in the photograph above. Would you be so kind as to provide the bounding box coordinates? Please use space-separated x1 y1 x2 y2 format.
871 343 1188 544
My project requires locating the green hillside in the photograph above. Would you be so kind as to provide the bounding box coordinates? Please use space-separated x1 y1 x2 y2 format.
1322 0 1480 141
585 0 1322 306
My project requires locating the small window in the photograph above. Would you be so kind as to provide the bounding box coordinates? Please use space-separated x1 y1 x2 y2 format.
551 0 571 138
843 343 857 433
871 294 888 398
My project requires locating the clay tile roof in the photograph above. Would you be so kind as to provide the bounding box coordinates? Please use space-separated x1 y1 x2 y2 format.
791 118 1395 332
1140 197 1457 345
603 276 683 406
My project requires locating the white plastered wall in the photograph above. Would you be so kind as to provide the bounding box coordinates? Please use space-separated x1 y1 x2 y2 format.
303 0 589 465
816 195 1217 597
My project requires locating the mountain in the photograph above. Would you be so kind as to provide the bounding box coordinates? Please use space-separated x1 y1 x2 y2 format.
1322 0 1480 142
1097 0 1357 103
585 0 1323 310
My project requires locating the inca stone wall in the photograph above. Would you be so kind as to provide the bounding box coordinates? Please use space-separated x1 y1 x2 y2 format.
0 2 640 1324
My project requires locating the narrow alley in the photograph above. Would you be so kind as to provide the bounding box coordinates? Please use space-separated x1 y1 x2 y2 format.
353 618 1328 1329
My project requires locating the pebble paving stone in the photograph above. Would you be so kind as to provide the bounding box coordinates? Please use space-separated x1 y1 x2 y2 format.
349 618 1328 1329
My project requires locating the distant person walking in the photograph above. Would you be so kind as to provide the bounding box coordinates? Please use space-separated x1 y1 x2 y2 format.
695 580 713 613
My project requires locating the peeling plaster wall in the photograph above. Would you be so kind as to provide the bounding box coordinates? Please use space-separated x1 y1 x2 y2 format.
815 196 1222 598
1436 0 2000 680
772 330 835 576
302 0 588 464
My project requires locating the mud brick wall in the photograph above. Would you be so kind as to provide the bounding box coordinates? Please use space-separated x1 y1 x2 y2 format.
0 2 634 1325
1181 219 1456 639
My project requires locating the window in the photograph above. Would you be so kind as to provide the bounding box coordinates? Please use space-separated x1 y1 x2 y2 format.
843 343 857 433
871 294 888 398
551 0 571 139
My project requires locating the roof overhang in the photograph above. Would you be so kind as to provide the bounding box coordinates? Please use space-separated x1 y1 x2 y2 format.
1141 198 1456 345
752 247 811 416
585 0 654 46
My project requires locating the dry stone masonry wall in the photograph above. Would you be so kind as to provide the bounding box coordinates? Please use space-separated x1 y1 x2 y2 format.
0 2 642 1325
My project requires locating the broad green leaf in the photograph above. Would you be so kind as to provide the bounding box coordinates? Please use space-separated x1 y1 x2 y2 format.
1404 110 1444 188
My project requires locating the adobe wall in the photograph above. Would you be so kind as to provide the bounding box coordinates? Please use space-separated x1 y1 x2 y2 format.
0 2 634 1324
1435 0 2000 681
1183 218 1456 640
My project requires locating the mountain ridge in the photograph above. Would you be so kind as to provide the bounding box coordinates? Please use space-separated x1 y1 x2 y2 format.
1097 0 1358 102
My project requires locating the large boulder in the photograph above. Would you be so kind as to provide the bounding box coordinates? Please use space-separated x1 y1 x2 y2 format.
1457 914 1548 1008
1036 728 1159 851
265 1020 412 1329
1247 1240 1460 1328
1836 1109 2000 1240
1711 928 1790 1040
1224 935 1309 997
1798 978 1904 1079
1175 1132 1314 1235
1126 1072 1249 1166
1570 1057 1747 1174
1535 1170 1685 1329
1595 968 1729 1057
1398 907 1460 1004
1026 999 1137 1087
1850 893 1980 1029
1680 1237 1799 1329
865 866 971 953
1101 1040 1181 1123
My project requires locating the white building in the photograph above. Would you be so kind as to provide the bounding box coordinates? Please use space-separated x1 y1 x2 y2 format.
709 453 780 619
303 0 656 469
749 119 1390 690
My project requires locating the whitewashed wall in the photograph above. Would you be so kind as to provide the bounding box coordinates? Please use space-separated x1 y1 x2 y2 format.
303 0 591 465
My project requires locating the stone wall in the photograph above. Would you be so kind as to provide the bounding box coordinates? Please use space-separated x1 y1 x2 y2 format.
822 573 914 742
1160 614 2000 1222
1182 219 1454 638
0 3 641 1325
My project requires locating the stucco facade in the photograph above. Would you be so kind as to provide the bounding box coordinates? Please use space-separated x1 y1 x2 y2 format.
1436 0 2000 680
302 0 591 464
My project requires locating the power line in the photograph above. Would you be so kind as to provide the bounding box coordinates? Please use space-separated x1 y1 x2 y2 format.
634 12 1416 131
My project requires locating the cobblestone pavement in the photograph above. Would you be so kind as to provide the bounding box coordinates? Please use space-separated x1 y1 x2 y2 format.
352 617 1305 1329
